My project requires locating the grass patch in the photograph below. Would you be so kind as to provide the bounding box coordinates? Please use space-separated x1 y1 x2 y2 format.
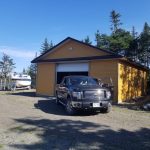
11 125 23 131
10 125 37 134
0 144 4 149
0 91 12 95
21 140 25 143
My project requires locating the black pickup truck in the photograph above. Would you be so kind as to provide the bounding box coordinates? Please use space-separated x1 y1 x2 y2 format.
55 76 112 115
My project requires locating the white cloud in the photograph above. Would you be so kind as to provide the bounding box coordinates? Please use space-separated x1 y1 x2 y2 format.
0 46 37 59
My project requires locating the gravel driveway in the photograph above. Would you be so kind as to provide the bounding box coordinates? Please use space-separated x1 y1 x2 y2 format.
0 90 149 150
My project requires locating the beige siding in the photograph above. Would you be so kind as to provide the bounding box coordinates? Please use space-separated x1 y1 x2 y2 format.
89 60 118 102
43 40 109 59
36 63 55 96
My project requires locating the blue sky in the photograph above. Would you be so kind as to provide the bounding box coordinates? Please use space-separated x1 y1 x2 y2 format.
0 0 150 72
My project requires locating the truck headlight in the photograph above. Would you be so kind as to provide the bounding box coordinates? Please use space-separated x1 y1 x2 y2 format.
72 92 82 99
106 91 111 99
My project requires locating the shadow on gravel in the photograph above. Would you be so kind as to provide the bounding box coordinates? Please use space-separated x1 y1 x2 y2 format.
7 91 36 97
10 118 150 150
34 99 67 116
114 102 150 112
113 103 140 111
34 99 99 116
113 95 150 111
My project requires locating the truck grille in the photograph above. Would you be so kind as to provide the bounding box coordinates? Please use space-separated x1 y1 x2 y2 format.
83 90 106 100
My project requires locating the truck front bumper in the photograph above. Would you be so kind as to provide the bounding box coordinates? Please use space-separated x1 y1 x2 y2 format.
71 100 111 110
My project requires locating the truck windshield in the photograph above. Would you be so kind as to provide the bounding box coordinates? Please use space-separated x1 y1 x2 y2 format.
69 76 99 86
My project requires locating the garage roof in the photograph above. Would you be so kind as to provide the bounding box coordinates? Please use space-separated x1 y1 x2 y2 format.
31 37 119 63
31 37 149 71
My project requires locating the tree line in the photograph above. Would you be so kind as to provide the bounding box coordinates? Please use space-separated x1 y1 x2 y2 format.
1 10 149 90
28 10 150 87
83 10 150 68
25 38 54 87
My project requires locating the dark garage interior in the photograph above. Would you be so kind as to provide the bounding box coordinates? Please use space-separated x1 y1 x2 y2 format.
57 72 88 84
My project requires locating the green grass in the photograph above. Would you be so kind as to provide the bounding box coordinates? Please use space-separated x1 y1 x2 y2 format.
0 91 12 95
21 140 25 143
0 144 4 149
11 126 23 131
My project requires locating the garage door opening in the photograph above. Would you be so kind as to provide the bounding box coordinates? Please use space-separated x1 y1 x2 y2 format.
56 63 89 84
57 71 88 84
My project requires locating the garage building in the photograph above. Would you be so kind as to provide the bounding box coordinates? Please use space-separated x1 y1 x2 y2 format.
32 37 148 103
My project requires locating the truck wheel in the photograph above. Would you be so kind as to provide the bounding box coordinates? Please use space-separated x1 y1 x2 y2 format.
66 99 75 115
101 103 112 113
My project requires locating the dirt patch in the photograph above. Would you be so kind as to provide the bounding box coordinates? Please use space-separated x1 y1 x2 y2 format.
0 90 149 150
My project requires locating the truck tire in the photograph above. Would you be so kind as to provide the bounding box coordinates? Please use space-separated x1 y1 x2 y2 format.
101 103 112 113
66 98 76 115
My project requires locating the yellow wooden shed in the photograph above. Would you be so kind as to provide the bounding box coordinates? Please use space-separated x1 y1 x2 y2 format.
32 37 148 103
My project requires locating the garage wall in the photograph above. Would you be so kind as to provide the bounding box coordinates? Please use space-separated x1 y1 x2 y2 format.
118 61 147 102
36 59 147 102
36 63 55 96
89 60 118 102
43 40 109 60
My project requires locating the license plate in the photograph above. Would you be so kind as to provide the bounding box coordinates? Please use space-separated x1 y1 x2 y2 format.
93 103 100 107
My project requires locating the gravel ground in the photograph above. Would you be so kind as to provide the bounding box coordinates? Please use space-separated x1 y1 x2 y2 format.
0 90 149 150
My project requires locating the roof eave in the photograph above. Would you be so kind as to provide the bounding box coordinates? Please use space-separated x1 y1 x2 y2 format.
31 37 120 63
32 55 122 63
119 58 149 71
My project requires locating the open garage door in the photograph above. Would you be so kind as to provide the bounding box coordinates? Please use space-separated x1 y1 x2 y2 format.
56 63 89 83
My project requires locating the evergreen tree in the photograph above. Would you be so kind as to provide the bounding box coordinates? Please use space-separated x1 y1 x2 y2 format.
110 10 122 33
126 26 139 61
0 53 15 78
49 40 54 48
40 38 54 54
28 53 37 88
109 29 133 54
95 30 101 47
99 34 109 49
82 36 92 45
109 10 132 54
28 63 37 87
0 53 15 90
139 22 150 67
131 26 138 38
95 30 109 49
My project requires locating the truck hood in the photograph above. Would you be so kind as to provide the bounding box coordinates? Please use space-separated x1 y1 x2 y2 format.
71 85 108 91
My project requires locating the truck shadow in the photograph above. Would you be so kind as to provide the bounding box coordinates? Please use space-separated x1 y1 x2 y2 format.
34 99 99 116
34 99 67 116
10 117 150 150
